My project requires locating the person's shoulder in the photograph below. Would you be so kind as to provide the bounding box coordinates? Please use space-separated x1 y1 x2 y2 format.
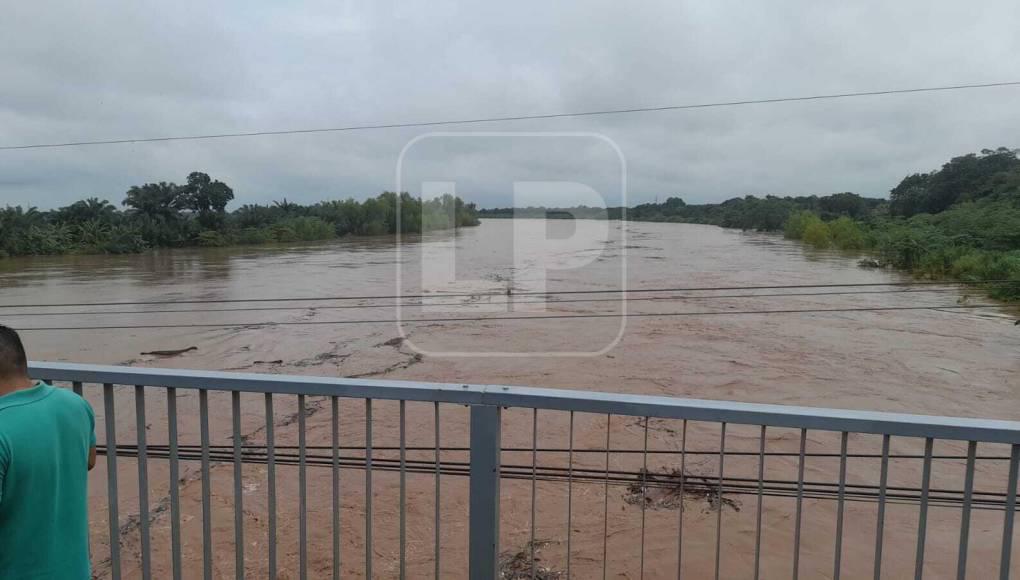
46 385 93 412
46 387 95 437
45 384 79 402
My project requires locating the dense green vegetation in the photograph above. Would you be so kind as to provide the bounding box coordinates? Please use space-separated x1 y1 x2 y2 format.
623 190 885 230
478 191 884 230
0 172 480 257
778 148 1020 299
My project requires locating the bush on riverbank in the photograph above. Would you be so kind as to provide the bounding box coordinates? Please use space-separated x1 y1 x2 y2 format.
770 148 1020 300
782 200 1020 300
783 212 867 250
0 175 480 258
778 209 1020 300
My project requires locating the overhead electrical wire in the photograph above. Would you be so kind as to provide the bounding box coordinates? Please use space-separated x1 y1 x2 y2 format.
3 81 1020 151
7 303 1009 332
0 279 1015 310
0 286 990 318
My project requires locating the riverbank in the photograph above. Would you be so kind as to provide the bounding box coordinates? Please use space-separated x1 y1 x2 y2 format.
782 204 1020 300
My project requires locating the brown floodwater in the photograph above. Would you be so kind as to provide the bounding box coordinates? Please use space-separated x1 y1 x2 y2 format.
1 219 1018 579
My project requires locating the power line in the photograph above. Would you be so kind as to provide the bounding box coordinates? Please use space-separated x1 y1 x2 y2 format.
0 287 980 317
3 81 1020 151
0 279 1013 310
9 303 1007 332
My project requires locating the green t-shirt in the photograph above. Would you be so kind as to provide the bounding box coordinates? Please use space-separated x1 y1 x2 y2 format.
0 383 96 579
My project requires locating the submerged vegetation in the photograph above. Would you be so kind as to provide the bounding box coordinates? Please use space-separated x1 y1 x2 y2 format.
0 172 480 258
651 148 1020 299
780 148 1020 300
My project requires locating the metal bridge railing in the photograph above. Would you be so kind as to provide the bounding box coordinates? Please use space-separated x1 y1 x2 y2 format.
28 361 1020 579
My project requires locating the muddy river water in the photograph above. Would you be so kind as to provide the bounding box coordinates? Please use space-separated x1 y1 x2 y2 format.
2 219 1018 578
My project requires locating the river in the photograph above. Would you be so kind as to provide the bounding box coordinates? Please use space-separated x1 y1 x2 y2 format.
2 219 1018 578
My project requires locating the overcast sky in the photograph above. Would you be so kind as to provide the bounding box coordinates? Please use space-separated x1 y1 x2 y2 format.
2 1 1019 209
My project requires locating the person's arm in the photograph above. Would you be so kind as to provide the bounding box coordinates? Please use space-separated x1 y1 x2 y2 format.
0 437 8 505
83 397 97 471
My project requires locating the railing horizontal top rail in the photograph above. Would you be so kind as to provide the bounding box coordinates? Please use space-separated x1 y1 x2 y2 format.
29 361 1020 444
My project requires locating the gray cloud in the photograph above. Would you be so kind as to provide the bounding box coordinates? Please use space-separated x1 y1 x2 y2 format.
1 0 1019 209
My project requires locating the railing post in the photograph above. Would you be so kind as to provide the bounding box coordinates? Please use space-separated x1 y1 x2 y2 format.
469 405 501 580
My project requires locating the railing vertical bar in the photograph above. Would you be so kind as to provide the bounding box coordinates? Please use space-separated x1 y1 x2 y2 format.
754 425 766 580
399 400 407 580
265 393 277 580
677 419 687 580
232 391 244 580
435 401 442 580
999 444 1019 580
956 441 977 580
332 396 341 580
566 411 574 580
167 388 183 580
714 422 726 580
874 434 890 580
793 428 807 580
914 437 934 580
73 380 82 396
531 408 538 580
103 383 122 580
468 405 501 580
199 389 212 580
834 431 849 580
298 394 308 580
602 414 612 580
366 398 374 580
135 385 152 580
640 416 649 580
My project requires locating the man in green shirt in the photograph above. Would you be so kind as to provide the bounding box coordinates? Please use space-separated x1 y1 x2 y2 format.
0 325 96 579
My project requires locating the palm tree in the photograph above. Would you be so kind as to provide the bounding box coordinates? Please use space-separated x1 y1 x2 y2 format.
123 182 182 220
273 198 298 213
58 197 117 224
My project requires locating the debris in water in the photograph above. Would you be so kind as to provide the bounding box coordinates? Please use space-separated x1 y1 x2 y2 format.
254 359 283 365
292 351 349 368
348 352 423 378
499 540 563 579
140 346 198 357
623 468 741 512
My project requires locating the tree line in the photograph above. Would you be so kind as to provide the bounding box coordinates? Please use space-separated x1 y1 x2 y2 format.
782 148 1020 299
477 191 885 230
0 172 480 258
